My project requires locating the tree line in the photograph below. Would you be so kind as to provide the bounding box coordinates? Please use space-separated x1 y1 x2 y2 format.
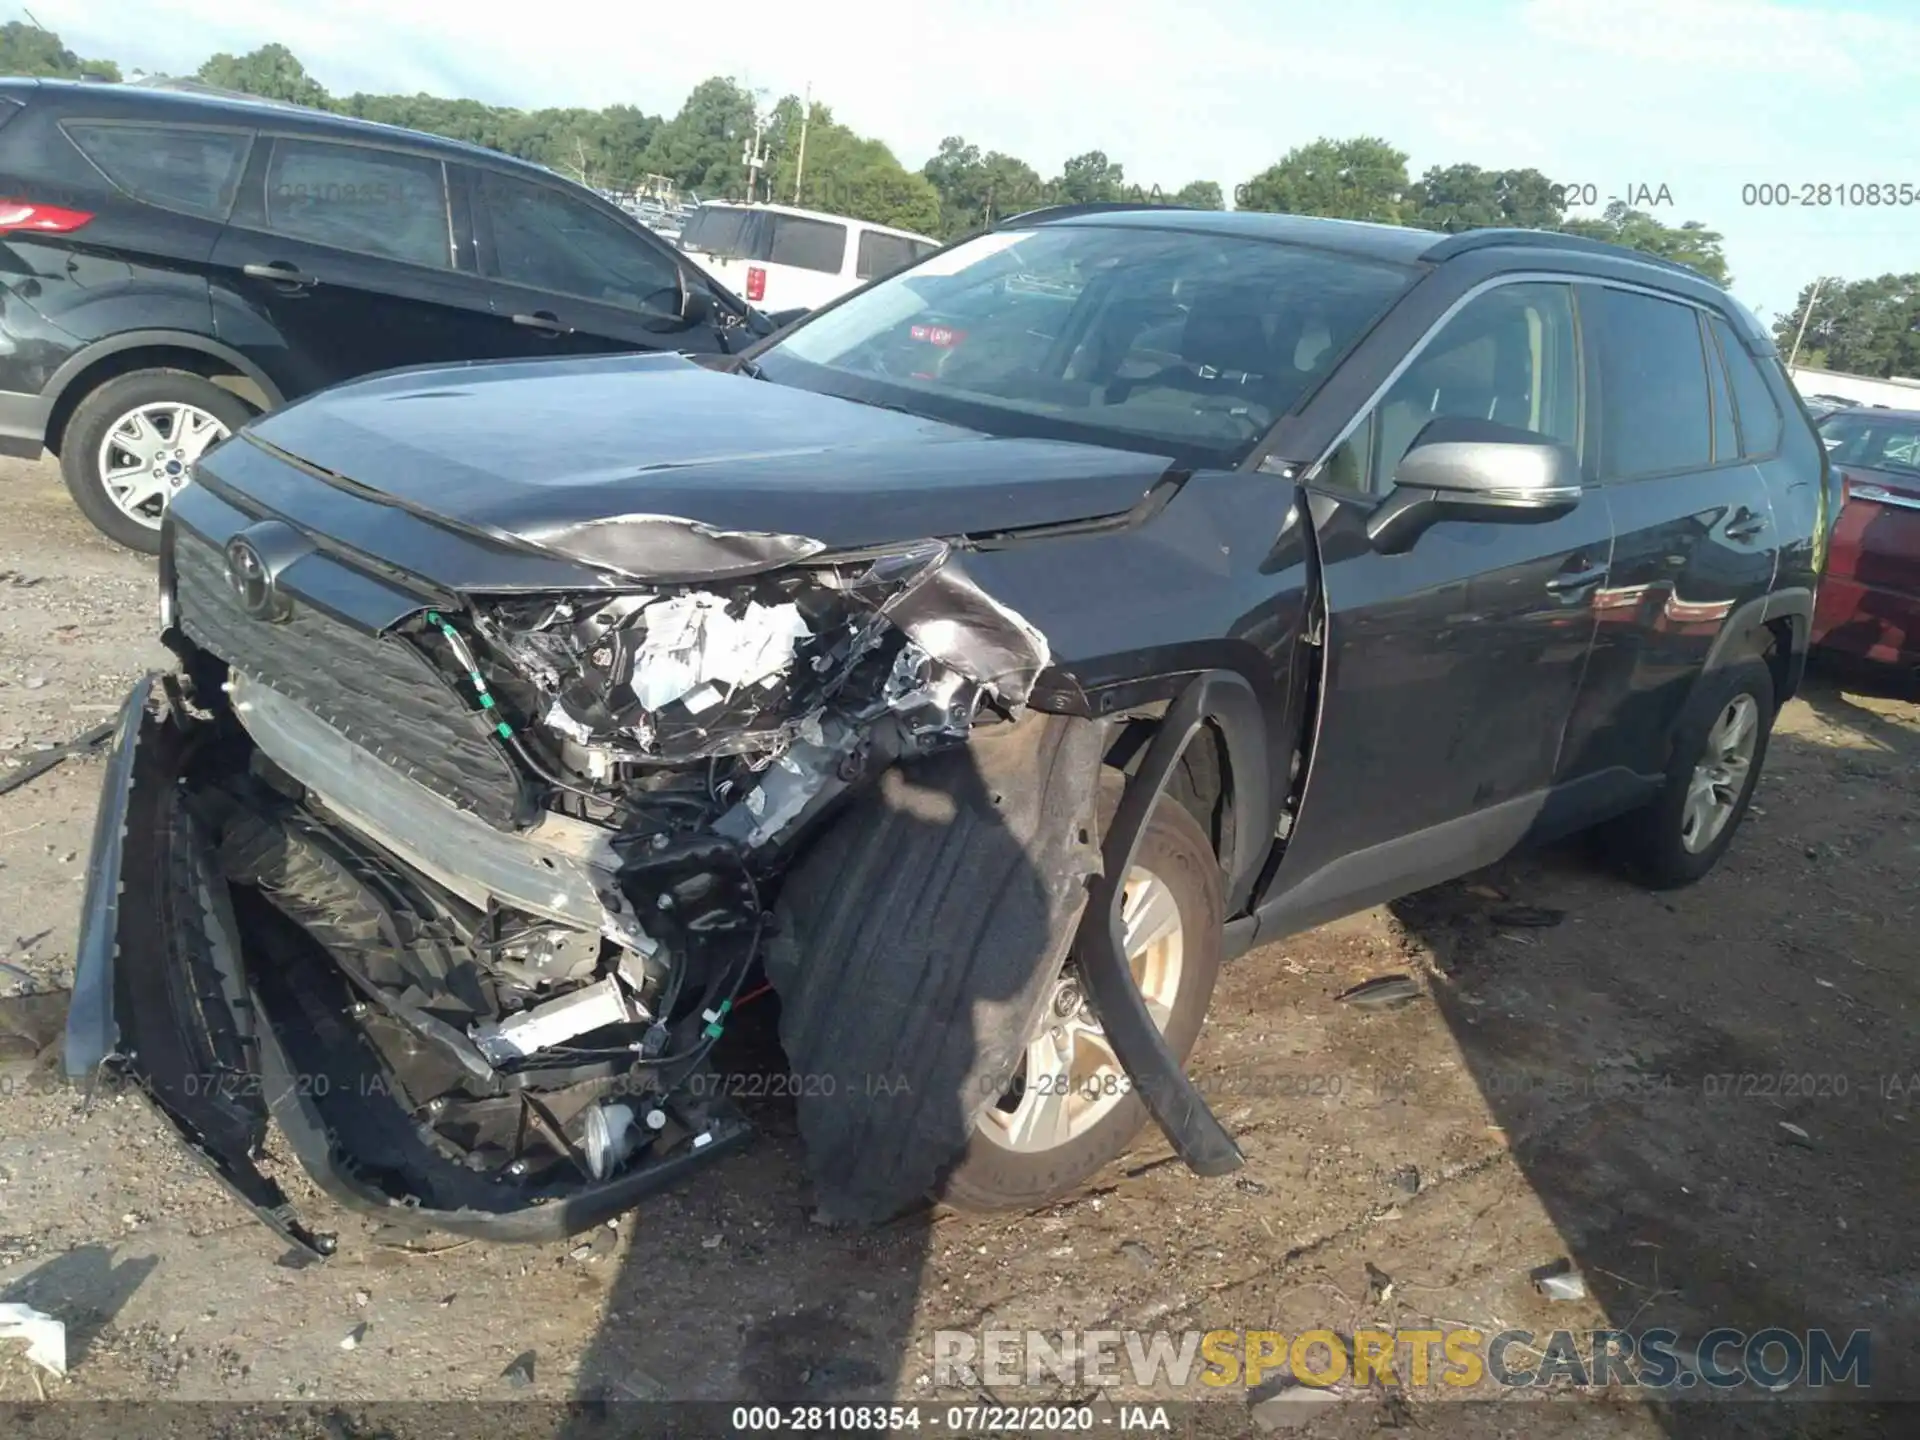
6 23 1915 378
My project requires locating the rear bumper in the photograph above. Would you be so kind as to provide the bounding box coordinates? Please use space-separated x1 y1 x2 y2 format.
66 676 752 1254
1811 576 1920 667
0 387 49 458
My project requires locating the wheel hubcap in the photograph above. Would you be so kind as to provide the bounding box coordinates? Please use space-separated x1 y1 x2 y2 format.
978 866 1185 1154
1680 693 1759 853
97 401 229 528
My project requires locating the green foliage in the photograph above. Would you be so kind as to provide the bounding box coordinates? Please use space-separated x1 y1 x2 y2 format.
768 101 943 234
1050 150 1127 205
1773 274 1920 378
12 20 1861 315
1406 164 1562 231
1171 180 1224 211
1238 137 1410 222
921 138 1044 235
1559 200 1731 285
198 43 327 106
0 20 118 80
640 77 758 197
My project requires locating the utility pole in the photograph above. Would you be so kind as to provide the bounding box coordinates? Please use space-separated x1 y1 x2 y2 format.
792 82 811 206
741 114 769 203
1788 277 1825 370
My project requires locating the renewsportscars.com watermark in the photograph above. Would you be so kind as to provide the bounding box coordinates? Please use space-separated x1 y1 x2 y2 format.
932 1327 1871 1392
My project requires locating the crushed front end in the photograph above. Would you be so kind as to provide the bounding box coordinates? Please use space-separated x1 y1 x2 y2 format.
67 465 1052 1251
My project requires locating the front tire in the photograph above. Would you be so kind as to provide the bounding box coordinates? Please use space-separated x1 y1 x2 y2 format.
60 369 253 553
941 798 1225 1211
1599 657 1775 889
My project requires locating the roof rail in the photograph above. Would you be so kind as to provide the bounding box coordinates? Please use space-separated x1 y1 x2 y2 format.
1419 227 1712 282
994 201 1192 228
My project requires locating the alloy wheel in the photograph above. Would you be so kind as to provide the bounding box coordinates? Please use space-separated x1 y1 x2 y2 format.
1680 693 1759 853
978 865 1185 1153
97 402 230 529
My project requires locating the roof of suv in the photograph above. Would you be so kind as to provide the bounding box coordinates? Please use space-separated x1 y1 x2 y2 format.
0 76 530 171
1010 204 1718 286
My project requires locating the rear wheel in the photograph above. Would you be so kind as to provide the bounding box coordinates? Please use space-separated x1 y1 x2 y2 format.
60 369 253 553
1598 657 1774 889
941 798 1224 1211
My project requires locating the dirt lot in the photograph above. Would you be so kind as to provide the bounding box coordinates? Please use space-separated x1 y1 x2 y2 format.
0 454 1914 1436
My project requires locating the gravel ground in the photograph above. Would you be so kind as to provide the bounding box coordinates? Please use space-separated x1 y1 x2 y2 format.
0 455 1914 1437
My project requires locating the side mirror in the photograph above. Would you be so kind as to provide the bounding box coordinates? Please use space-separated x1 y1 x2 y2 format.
1366 416 1582 555
680 287 716 326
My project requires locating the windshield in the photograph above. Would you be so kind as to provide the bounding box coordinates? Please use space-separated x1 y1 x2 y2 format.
756 223 1416 466
1822 412 1920 475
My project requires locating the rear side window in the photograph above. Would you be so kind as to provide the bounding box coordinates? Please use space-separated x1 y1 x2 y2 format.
1710 315 1785 456
263 138 449 268
1702 316 1739 463
856 229 917 281
767 215 846 274
1822 415 1920 476
480 170 681 313
65 122 252 220
1586 286 1712 479
680 206 755 258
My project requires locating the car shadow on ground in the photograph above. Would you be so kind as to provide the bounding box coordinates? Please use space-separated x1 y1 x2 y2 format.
543 680 1914 1434
1386 681 1916 1434
0 1244 158 1371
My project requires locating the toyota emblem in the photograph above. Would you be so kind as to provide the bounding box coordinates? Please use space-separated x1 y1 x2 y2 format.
224 535 285 621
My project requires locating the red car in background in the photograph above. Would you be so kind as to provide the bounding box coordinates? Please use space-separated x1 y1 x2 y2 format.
1812 407 1920 671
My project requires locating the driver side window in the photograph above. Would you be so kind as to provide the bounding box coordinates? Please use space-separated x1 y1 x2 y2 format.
1325 283 1580 493
480 169 681 314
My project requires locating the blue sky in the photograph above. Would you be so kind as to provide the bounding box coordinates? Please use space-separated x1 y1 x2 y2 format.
33 0 1920 322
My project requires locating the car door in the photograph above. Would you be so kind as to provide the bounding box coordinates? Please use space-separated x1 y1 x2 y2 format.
468 165 723 359
1553 285 1779 787
209 134 503 398
1259 280 1615 931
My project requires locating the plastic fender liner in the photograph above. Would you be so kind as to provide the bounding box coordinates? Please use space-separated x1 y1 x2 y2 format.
1079 672 1255 1177
63 678 336 1256
766 711 1106 1223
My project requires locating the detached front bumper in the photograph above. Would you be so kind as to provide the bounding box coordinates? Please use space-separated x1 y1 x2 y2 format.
65 678 750 1256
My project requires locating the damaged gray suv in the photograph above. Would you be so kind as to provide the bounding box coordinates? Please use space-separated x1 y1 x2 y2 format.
66 206 1832 1253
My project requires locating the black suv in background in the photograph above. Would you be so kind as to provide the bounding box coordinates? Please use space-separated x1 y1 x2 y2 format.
0 79 769 550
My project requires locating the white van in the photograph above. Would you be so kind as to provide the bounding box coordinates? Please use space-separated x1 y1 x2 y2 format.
677 203 939 314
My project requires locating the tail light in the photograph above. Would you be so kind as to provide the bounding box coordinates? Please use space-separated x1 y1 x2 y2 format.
745 266 766 302
0 200 94 234
1837 469 1853 507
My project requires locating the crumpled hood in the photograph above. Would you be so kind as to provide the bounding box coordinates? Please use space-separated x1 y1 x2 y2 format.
242 351 1175 553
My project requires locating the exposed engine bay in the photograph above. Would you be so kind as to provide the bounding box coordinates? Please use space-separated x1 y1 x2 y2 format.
140 529 1060 1236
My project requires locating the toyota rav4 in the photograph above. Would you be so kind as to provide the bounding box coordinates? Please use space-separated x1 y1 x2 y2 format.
66 206 1833 1253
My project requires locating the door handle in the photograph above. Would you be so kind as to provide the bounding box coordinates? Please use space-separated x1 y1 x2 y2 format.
1545 565 1608 594
242 261 318 288
512 311 571 335
1725 507 1768 542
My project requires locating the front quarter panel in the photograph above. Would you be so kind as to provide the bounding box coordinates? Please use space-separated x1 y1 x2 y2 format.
964 467 1312 840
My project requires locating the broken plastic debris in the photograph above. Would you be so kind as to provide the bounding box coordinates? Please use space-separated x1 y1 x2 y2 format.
1337 974 1422 1009
0 1303 66 1377
472 976 638 1064
502 1350 537 1388
340 1323 369 1350
628 593 811 712
1531 1258 1589 1300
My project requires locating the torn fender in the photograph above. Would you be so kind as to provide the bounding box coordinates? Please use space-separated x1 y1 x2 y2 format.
765 711 1106 1223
